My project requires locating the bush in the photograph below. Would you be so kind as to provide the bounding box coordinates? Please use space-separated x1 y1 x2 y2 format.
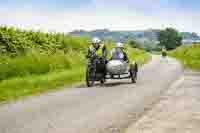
0 26 90 56
169 45 200 70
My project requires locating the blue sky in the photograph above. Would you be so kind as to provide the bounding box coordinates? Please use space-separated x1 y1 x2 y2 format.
0 0 200 34
0 0 92 10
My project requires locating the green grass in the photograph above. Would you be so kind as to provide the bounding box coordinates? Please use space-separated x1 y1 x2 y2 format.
0 50 73 80
0 50 86 103
169 45 200 70
0 48 149 103
0 68 84 102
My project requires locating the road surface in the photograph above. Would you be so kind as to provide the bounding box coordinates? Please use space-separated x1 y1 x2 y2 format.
0 56 183 133
126 70 200 133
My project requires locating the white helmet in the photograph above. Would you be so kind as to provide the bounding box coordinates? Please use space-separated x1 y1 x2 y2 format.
92 37 101 45
116 42 124 48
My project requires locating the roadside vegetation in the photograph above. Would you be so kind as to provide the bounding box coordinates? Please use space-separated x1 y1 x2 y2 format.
127 47 150 66
169 45 200 70
0 26 150 102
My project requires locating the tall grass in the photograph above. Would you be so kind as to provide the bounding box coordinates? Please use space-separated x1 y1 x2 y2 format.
169 45 200 70
0 50 86 102
0 50 71 80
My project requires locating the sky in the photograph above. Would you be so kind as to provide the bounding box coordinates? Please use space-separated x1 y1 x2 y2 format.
0 0 200 34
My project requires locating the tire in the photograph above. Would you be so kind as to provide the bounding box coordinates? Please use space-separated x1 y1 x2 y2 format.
86 67 95 87
100 78 105 86
100 80 104 86
130 64 137 83
130 70 136 83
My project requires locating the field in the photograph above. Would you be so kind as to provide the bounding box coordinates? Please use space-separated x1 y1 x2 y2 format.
169 45 200 70
0 26 150 102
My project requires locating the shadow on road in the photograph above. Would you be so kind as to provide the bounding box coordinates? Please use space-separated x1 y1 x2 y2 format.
103 81 133 87
76 80 134 88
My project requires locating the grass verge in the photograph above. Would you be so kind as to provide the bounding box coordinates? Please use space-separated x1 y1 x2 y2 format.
169 45 200 70
0 67 84 103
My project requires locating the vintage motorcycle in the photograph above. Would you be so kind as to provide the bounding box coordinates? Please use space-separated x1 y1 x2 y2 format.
86 55 138 87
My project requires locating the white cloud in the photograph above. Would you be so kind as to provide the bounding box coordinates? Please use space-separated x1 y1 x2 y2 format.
0 1 200 34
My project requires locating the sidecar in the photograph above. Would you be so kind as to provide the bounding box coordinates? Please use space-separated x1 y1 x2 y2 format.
106 60 138 83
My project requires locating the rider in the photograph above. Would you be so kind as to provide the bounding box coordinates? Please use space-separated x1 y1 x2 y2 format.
110 42 128 62
87 37 107 75
87 37 107 61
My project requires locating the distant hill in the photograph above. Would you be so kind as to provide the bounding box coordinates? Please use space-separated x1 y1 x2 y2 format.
69 29 132 42
69 29 200 44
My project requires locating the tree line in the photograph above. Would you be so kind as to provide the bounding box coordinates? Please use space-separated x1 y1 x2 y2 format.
128 27 183 51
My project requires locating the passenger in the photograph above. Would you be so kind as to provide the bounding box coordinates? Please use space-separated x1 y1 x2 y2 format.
110 42 128 62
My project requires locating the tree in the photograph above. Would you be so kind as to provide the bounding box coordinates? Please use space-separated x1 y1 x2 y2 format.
158 28 183 50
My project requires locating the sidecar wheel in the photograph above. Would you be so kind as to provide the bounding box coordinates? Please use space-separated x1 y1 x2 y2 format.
130 64 137 83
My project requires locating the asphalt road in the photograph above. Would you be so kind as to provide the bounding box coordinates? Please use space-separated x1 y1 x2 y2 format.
126 70 200 133
0 55 183 133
